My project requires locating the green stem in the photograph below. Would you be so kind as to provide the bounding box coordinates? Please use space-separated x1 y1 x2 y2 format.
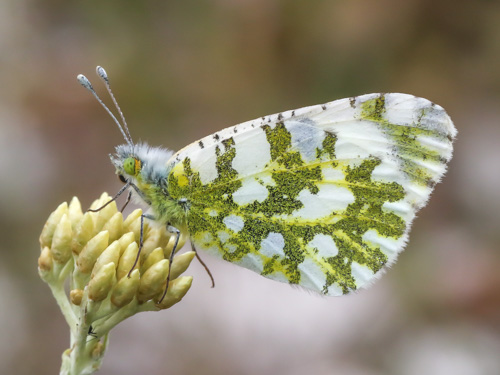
93 299 140 335
59 292 107 375
50 283 77 331
60 334 106 375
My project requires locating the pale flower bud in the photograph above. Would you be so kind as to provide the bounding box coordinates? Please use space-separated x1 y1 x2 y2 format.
122 209 142 232
89 193 112 211
88 262 116 302
137 259 169 303
70 289 84 305
116 242 139 280
40 202 68 248
38 247 53 272
125 215 142 243
51 214 73 264
77 231 109 273
89 193 117 232
140 247 164 275
92 240 121 278
111 269 140 307
118 232 136 255
141 226 168 257
169 251 195 280
164 232 188 258
102 212 124 243
72 212 95 255
68 197 83 230
155 276 193 309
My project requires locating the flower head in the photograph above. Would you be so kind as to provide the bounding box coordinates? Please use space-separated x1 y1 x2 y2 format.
39 194 194 374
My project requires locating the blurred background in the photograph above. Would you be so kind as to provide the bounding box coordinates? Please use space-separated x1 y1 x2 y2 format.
1 0 499 374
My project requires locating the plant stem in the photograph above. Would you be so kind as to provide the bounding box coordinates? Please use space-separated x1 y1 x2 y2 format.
50 283 77 331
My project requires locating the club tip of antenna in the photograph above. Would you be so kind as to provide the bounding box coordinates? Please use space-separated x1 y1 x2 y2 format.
77 74 93 90
96 66 109 82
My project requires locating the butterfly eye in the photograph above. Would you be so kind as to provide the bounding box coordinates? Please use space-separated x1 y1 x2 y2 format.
118 174 127 183
123 157 140 176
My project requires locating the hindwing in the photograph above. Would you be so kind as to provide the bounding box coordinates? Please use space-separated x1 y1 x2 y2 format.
166 93 456 295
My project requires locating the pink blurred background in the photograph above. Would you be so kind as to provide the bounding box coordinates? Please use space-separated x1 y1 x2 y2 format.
1 1 499 374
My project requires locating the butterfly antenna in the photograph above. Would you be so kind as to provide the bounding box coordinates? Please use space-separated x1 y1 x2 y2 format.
96 66 134 146
77 72 134 148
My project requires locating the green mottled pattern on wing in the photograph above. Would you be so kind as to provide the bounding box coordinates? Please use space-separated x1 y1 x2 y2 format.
166 93 455 295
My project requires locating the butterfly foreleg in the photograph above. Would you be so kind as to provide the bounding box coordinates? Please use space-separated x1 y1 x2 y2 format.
120 190 132 213
88 181 131 212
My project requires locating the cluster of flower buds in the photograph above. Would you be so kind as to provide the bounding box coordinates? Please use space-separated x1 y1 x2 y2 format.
39 193 194 374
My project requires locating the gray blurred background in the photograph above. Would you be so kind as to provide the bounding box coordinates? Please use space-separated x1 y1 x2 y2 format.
1 1 499 374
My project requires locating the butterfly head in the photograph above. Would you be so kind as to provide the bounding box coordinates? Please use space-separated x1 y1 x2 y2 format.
111 143 173 186
111 144 142 185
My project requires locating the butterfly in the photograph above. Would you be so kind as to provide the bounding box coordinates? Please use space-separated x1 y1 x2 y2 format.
78 66 456 298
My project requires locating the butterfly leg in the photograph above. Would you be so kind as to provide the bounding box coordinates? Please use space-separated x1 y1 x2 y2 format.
87 181 130 212
127 213 156 277
120 190 132 213
191 242 215 288
158 225 181 303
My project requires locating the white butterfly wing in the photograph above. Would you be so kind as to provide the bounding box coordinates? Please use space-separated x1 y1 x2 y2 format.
166 93 455 295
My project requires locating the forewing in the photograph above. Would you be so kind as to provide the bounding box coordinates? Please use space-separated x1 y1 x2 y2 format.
167 93 456 295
